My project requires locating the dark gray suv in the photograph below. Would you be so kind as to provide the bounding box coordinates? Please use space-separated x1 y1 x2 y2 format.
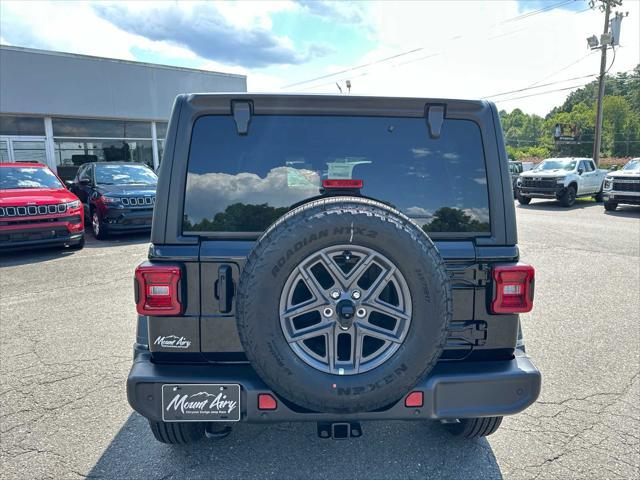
127 94 541 444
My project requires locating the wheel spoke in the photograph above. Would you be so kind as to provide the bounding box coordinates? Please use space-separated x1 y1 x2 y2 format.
298 265 330 304
356 321 402 344
364 300 410 322
281 297 325 319
285 321 333 344
344 253 376 289
318 252 350 290
361 265 396 303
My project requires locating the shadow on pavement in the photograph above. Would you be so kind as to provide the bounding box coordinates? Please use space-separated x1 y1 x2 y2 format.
603 205 640 218
0 230 149 267
515 198 599 211
83 230 150 249
88 414 502 480
0 244 82 268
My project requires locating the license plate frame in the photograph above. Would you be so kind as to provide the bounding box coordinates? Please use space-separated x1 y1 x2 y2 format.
161 384 241 422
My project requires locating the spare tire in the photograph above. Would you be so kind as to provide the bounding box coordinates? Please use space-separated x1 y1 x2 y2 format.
236 197 452 413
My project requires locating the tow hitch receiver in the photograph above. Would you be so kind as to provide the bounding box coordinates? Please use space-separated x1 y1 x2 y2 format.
317 422 363 439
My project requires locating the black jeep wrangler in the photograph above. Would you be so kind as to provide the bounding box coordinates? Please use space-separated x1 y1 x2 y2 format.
127 94 541 444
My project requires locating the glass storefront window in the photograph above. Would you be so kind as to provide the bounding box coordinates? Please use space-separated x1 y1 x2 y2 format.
0 116 45 136
157 139 165 166
0 139 10 162
52 118 151 138
55 138 153 171
156 122 168 139
12 140 47 163
54 138 154 181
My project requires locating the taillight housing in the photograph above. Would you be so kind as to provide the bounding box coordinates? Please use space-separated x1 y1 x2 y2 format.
491 263 535 314
135 263 182 315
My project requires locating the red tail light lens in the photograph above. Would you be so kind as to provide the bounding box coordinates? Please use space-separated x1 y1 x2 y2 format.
405 391 424 408
322 179 363 189
258 393 277 410
135 263 182 315
491 263 535 314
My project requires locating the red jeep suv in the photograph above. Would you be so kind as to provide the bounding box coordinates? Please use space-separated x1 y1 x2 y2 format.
0 163 85 251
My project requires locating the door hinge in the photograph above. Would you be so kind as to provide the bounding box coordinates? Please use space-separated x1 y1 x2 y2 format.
448 263 489 287
447 321 488 346
231 100 252 135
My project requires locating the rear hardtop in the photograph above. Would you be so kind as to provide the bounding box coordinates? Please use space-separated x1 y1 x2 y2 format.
145 93 521 364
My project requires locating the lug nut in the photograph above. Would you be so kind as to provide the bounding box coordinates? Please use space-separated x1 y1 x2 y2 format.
356 308 367 318
352 290 361 300
323 308 334 318
330 290 340 299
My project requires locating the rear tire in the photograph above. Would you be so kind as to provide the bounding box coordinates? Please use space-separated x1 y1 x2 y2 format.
148 420 205 445
604 201 618 211
559 185 576 207
444 416 503 439
594 190 604 203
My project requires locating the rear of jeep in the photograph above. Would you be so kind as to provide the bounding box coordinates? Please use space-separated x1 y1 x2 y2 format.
127 94 540 444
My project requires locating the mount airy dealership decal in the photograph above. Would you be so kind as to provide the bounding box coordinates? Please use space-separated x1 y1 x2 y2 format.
166 391 238 416
154 335 191 349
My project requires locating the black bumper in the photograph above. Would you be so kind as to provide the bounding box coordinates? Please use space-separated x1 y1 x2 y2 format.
0 228 83 251
127 349 541 423
103 208 153 233
604 192 640 205
518 185 564 198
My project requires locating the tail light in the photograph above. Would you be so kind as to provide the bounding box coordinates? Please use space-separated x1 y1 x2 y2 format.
491 263 535 314
135 263 182 315
322 179 363 189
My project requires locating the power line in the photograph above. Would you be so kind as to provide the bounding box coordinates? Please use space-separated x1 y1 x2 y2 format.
484 74 598 99
526 51 597 88
494 83 593 103
281 0 582 90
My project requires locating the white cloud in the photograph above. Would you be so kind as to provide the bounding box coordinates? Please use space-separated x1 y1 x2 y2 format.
290 1 640 115
1 0 638 115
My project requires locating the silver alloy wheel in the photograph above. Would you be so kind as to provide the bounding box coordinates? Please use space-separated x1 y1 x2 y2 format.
279 245 412 375
92 212 100 236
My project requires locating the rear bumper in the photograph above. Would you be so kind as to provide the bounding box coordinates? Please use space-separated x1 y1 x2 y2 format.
127 349 541 423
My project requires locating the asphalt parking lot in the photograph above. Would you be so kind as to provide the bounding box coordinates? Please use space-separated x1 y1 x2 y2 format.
1 199 638 480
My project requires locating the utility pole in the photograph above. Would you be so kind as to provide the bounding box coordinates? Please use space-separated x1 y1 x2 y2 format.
592 1 612 166
589 0 624 165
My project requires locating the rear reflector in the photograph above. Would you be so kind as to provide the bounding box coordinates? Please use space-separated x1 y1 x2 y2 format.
322 179 363 189
491 263 535 314
258 393 277 410
405 391 423 408
135 264 182 316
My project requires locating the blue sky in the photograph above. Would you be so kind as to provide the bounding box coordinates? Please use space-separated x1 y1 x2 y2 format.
1 1 638 115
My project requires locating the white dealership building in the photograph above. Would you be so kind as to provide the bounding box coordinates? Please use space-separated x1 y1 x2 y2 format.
0 45 247 179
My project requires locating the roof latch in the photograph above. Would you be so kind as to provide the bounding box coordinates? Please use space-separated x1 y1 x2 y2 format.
425 104 445 139
232 100 252 135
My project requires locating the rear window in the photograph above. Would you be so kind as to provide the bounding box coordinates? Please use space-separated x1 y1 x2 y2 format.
183 115 490 235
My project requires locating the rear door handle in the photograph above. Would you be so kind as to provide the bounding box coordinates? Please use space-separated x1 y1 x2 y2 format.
216 265 233 313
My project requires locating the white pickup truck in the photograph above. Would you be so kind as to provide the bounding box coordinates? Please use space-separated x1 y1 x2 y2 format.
516 157 607 207
603 158 640 211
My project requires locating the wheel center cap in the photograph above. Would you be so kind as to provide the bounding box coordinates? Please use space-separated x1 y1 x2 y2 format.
336 299 356 328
